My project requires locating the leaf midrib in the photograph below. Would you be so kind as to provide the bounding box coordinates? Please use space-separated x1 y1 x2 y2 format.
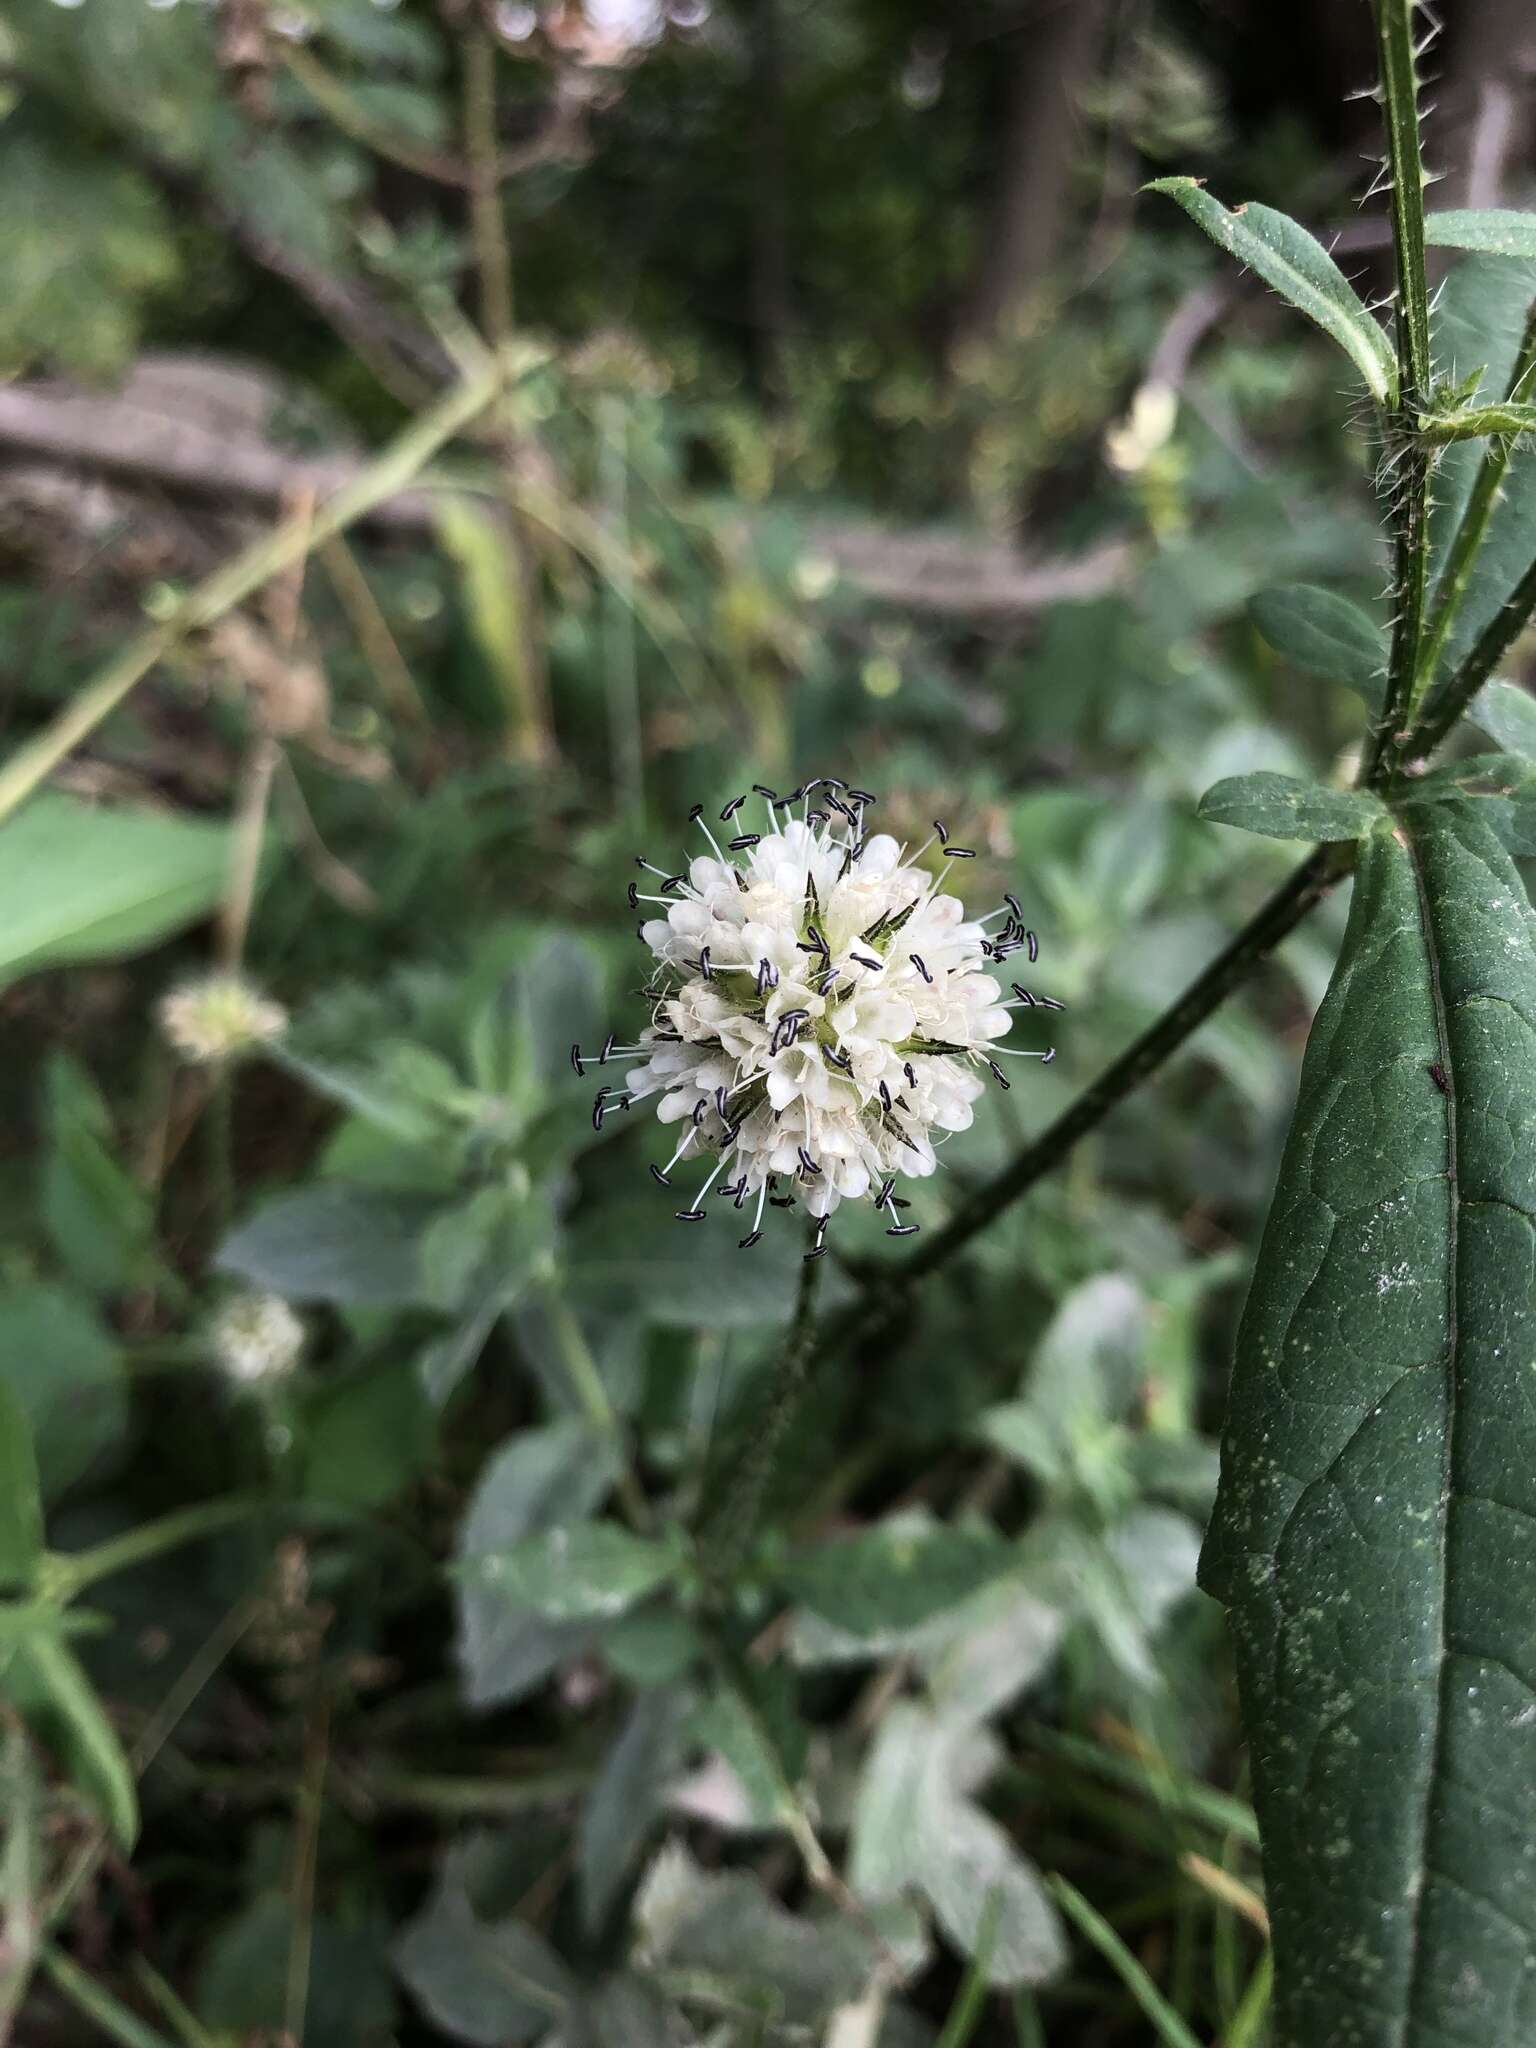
1398 817 1460 2045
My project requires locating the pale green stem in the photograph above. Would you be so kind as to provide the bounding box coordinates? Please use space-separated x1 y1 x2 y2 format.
541 1285 651 1531
45 1498 259 1602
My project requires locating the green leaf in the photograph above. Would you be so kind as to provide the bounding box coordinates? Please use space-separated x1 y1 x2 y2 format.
1144 179 1398 404
462 1524 677 1624
195 1896 394 2048
565 1199 818 1329
780 1520 1012 1637
1201 799 1536 2047
1426 209 1536 259
1469 680 1536 758
1249 583 1387 703
851 1702 1065 1988
393 1838 574 2046
0 1384 43 1595
455 1421 618 1710
0 795 231 986
11 1635 136 1846
1197 772 1385 842
216 1185 445 1305
0 1284 127 1500
40 1054 157 1296
577 1687 688 1932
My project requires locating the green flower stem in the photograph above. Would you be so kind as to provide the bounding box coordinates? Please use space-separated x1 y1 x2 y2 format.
541 1284 652 1533
0 364 509 825
1416 302 1536 701
44 1497 259 1602
695 1221 825 1585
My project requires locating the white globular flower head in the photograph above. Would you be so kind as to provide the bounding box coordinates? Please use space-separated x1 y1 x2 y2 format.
159 972 288 1065
210 1291 305 1386
577 779 1061 1258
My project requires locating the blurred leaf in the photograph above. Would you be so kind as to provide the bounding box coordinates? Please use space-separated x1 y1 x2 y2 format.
1469 680 1536 757
0 796 231 986
394 1838 574 2045
1249 584 1386 702
0 1284 126 1500
0 1384 43 1595
197 1895 395 2047
419 1182 554 1317
578 1687 689 1933
303 1360 435 1511
1197 772 1384 842
0 130 178 377
462 1524 677 1623
1202 799 1536 2047
40 1054 156 1297
1146 179 1397 403
581 1974 681 2048
217 1185 445 1305
455 1421 618 1709
851 1704 1064 1988
636 1842 879 2024
603 1605 704 1688
566 1200 815 1329
781 1520 1011 1638
11 1635 136 1846
1426 255 1536 685
1425 209 1536 259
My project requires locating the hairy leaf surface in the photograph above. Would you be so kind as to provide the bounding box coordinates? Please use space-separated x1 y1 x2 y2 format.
1201 799 1536 2047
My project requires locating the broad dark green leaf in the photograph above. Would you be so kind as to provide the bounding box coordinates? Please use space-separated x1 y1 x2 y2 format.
1425 255 1536 688
781 1521 1012 1637
1145 180 1398 404
0 1284 127 1500
577 1687 688 1932
1426 210 1536 260
1249 584 1387 704
1198 773 1385 843
1202 799 1536 2047
393 1839 574 2045
565 1199 815 1329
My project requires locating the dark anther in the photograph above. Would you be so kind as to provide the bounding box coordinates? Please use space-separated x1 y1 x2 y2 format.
879 1081 892 1111
715 1086 730 1120
851 952 883 972
1011 984 1036 1007
627 881 639 908
649 1165 671 1186
804 1245 827 1261
699 948 712 979
1027 930 1040 962
1040 996 1065 1012
797 1147 822 1177
653 1030 684 1043
752 784 779 801
947 846 976 859
876 1177 895 1209
739 1230 764 1249
635 854 651 869
904 1061 918 1088
848 788 876 805
987 1059 1011 1090
886 1222 921 1237
769 1194 796 1207
729 833 761 850
689 803 704 822
661 874 687 896
933 819 948 844
591 1089 609 1131
825 1048 853 1073
636 922 647 941
601 1033 616 1061
692 1099 707 1126
570 1042 584 1074
1041 1047 1057 1064
675 1209 707 1222
784 784 807 805
721 795 747 820
910 953 932 983
1004 892 1023 921
807 810 828 827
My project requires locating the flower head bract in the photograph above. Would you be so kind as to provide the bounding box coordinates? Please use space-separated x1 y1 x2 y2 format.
577 781 1060 1257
